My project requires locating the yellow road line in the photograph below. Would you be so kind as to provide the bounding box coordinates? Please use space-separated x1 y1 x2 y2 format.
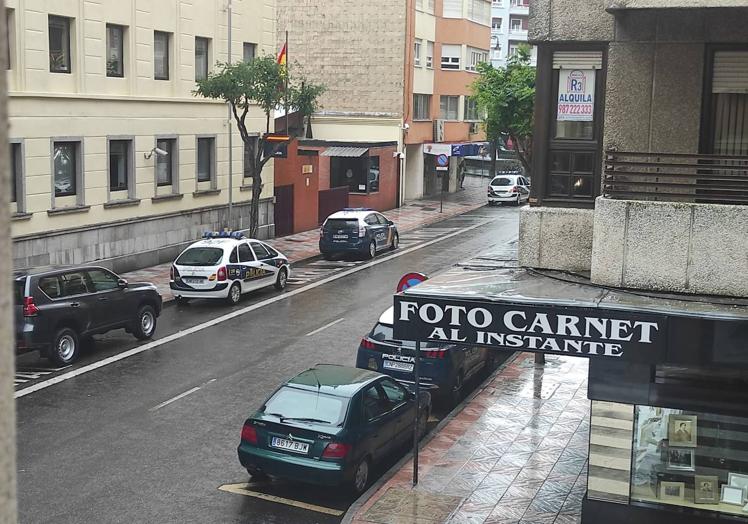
218 483 344 516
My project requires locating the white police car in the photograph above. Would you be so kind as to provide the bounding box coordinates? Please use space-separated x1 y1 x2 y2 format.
170 232 291 305
319 208 399 260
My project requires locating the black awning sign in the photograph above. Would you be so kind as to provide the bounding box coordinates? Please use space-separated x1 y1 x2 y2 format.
393 296 667 362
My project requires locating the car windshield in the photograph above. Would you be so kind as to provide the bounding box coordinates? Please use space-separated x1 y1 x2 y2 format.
325 219 358 230
175 247 224 266
370 322 440 349
491 177 514 186
263 386 348 426
14 279 25 305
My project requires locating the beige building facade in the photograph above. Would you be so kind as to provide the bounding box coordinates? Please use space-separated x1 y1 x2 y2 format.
7 0 276 273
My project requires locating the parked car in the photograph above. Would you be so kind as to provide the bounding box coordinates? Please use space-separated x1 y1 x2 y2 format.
14 266 162 365
319 209 398 260
356 308 498 406
171 232 291 305
237 364 431 494
487 173 531 206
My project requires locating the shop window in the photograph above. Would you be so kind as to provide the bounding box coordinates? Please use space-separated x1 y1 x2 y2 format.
330 156 377 194
632 405 748 518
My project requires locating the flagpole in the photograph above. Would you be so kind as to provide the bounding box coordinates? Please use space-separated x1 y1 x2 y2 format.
284 30 289 134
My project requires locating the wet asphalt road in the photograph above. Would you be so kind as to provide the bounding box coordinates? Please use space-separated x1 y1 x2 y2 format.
15 204 520 524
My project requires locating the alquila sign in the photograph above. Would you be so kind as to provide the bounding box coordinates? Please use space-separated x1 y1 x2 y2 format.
393 296 667 362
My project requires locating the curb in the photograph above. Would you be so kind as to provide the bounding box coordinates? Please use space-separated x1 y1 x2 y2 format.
340 351 520 524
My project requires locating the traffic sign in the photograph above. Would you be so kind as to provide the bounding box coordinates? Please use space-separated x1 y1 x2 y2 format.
436 154 449 167
397 272 428 293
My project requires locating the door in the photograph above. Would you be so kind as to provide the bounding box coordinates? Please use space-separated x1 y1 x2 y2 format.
379 378 413 447
248 241 279 289
364 214 385 250
84 269 128 328
360 384 396 459
274 184 294 237
235 242 261 292
58 271 95 333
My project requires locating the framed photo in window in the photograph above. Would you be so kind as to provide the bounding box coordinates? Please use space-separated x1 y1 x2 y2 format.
659 481 685 501
728 473 748 502
721 484 745 506
668 414 697 447
667 448 695 471
694 475 719 504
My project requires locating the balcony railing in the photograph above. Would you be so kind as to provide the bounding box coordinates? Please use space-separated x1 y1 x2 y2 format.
604 150 748 205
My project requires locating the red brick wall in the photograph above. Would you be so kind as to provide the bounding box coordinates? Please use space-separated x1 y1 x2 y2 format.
274 141 320 234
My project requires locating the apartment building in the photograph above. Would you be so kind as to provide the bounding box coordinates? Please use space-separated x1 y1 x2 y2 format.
7 0 276 273
274 0 490 234
489 0 537 68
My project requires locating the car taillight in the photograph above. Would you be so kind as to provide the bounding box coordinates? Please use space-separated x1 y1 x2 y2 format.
241 424 258 445
23 297 39 317
319 228 324 239
361 338 375 350
322 442 351 459
217 266 227 282
511 185 519 193
359 225 366 237
423 349 446 359
170 266 175 280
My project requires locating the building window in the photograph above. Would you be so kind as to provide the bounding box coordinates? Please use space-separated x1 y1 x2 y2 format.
414 94 431 120
510 18 523 32
441 44 461 70
330 156 375 194
154 31 170 80
196 137 215 183
53 142 78 197
243 42 256 62
510 0 529 6
464 98 479 121
195 37 209 81
6 9 13 70
492 18 503 30
440 95 459 120
155 138 176 186
109 140 131 192
549 151 594 198
467 47 488 72
10 142 21 205
468 0 491 25
106 24 124 77
426 41 434 68
443 0 462 18
48 16 71 73
707 51 748 155
414 39 422 67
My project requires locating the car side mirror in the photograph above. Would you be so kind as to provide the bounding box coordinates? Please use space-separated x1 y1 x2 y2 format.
117 279 128 289
387 220 394 226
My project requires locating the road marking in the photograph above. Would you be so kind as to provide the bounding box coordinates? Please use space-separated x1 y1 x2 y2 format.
218 483 344 516
149 378 216 412
14 218 494 399
305 317 345 337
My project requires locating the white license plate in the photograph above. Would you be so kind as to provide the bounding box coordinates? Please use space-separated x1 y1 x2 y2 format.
183 278 203 284
332 235 348 239
270 437 309 454
383 361 414 372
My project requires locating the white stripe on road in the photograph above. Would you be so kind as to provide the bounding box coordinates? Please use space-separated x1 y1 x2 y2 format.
149 387 201 412
15 218 494 399
305 317 345 337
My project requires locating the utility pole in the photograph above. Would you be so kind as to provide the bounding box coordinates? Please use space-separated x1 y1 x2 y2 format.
226 0 234 230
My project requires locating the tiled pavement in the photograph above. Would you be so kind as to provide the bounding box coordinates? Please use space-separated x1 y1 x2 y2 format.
122 176 490 302
349 353 590 524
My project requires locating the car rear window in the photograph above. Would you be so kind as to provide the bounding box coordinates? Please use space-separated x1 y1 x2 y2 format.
263 386 348 426
176 247 224 266
491 177 514 186
325 219 358 230
14 279 25 305
370 323 440 349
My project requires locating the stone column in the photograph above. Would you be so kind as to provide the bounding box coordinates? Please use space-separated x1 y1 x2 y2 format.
0 0 18 521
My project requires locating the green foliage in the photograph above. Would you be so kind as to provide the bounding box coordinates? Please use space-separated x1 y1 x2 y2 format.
470 45 535 175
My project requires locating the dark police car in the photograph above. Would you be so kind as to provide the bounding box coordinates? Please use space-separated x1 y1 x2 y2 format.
14 266 162 365
319 209 398 260
356 308 498 406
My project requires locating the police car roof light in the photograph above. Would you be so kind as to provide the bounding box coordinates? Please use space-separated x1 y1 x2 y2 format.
342 207 373 212
202 231 245 239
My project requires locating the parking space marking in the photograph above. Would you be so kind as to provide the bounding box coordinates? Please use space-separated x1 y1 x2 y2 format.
149 379 216 412
305 317 346 337
218 483 344 516
14 218 493 400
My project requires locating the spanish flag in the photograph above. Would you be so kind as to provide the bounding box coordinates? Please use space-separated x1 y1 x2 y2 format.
277 43 287 66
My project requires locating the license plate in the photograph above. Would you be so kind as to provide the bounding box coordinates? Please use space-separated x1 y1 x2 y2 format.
271 437 309 454
383 361 414 372
332 235 348 239
184 278 203 284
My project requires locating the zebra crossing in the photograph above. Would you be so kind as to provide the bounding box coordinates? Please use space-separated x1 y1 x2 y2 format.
285 226 460 286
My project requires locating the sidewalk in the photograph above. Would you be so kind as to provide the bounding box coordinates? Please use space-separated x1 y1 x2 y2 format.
348 353 590 524
122 176 489 302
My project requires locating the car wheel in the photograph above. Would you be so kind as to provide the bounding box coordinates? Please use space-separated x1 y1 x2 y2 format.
390 233 399 251
226 282 242 306
351 456 370 495
367 241 376 260
274 267 288 291
49 327 80 366
132 304 157 340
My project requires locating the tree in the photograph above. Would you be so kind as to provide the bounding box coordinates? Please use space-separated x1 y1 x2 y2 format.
471 46 535 178
291 80 326 139
195 56 324 237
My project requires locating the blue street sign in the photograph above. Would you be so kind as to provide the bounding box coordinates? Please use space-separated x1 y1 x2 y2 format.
436 154 449 167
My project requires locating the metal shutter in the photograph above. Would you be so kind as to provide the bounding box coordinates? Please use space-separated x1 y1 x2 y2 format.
552 51 603 70
712 51 748 94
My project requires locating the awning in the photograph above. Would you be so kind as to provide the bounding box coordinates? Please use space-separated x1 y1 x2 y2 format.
607 0 748 11
424 142 488 157
320 146 369 157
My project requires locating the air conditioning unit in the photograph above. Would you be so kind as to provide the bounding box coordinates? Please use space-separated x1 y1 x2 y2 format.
469 122 480 134
433 119 445 142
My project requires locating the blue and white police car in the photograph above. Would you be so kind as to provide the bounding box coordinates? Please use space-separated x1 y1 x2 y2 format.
319 208 399 260
170 232 291 305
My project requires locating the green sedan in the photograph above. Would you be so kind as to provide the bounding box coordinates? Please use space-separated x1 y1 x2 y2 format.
238 364 431 494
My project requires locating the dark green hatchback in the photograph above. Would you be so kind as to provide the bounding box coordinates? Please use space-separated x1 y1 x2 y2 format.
238 364 431 494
